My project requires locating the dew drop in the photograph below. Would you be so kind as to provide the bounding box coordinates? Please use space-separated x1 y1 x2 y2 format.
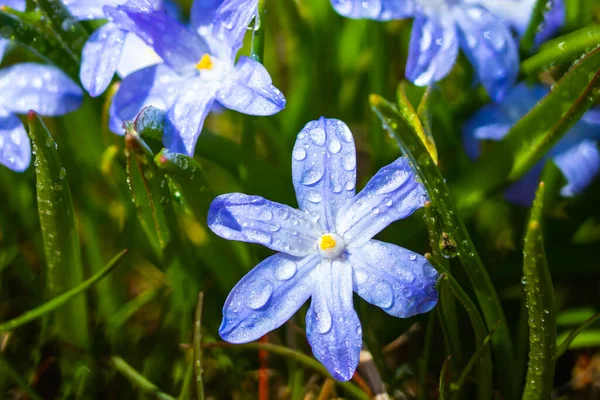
309 127 326 146
244 229 273 245
293 147 307 161
246 280 274 309
275 259 297 280
301 167 324 185
307 191 323 203
328 139 342 154
371 281 394 309
341 153 356 171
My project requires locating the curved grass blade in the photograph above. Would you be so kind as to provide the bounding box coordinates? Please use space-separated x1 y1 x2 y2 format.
521 24 600 75
33 0 88 61
522 182 556 400
439 356 451 400
557 312 600 357
424 203 462 366
125 125 173 260
0 249 126 333
427 255 493 400
506 46 600 183
205 342 369 400
0 10 79 81
107 287 162 335
110 356 177 400
519 0 548 54
27 111 89 349
449 321 500 400
371 90 515 398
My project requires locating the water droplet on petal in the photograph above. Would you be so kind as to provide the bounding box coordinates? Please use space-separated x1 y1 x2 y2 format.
293 147 307 161
244 229 273 245
409 254 417 261
328 139 341 154
307 191 323 203
275 259 297 280
246 280 274 309
301 166 324 185
309 127 326 146
371 281 394 309
341 153 356 171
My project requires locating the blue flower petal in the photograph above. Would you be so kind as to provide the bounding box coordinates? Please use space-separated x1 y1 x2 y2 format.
336 157 427 246
106 3 209 74
330 0 414 20
80 23 126 97
219 252 319 343
0 63 83 116
217 57 285 116
208 193 322 256
109 63 183 134
291 118 357 232
0 40 7 63
554 139 600 197
4 0 26 11
115 32 162 77
454 6 518 101
191 0 257 59
348 240 439 317
163 80 218 156
504 163 544 206
0 111 30 172
406 14 459 86
63 0 126 20
306 259 361 382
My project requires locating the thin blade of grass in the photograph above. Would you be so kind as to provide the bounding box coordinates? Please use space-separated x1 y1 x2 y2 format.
33 0 88 60
522 182 557 400
439 356 452 400
557 312 600 357
110 356 177 400
194 293 205 400
519 0 549 54
0 249 127 333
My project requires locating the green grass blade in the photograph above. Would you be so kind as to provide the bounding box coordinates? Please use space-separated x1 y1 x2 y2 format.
206 342 369 400
370 91 515 398
125 126 173 260
107 287 162 334
0 249 126 333
110 356 177 400
27 111 89 349
194 293 206 400
33 0 88 61
250 0 266 63
439 356 451 400
427 255 493 400
506 46 600 183
519 0 549 54
449 321 500 400
0 10 80 81
522 182 557 400
0 356 44 400
557 312 600 357
521 24 600 75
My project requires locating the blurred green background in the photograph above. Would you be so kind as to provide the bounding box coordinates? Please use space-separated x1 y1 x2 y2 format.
1 0 600 399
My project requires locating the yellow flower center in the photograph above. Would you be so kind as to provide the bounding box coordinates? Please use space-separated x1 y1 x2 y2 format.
319 234 337 250
196 54 213 70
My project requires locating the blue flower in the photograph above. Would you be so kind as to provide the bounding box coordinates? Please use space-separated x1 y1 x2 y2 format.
463 83 600 205
66 0 165 97
0 0 26 62
331 0 564 101
106 0 285 156
0 63 83 172
208 118 439 381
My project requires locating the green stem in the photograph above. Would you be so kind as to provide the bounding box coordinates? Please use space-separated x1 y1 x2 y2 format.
0 250 127 333
250 0 267 63
110 356 176 400
556 312 600 358
194 293 206 400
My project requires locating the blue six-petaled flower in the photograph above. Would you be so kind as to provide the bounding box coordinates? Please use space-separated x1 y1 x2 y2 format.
463 83 600 205
208 117 439 381
331 0 565 101
106 0 285 157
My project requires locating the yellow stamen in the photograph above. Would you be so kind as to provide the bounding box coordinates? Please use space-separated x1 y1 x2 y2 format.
196 54 213 70
319 234 337 250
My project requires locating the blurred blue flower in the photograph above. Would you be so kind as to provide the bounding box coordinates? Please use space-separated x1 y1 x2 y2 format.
0 0 26 62
106 0 285 156
464 83 600 205
331 0 564 101
63 0 165 97
0 63 83 172
208 117 438 381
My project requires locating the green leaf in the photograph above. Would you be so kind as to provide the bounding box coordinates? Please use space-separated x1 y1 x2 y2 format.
370 91 515 398
250 0 267 63
519 0 548 54
557 307 597 326
27 111 89 349
427 256 493 400
0 10 80 81
557 312 600 357
0 249 126 333
125 126 174 260
522 182 557 400
506 46 600 182
521 24 600 75
110 356 177 400
556 328 600 350
33 0 89 61
194 293 206 400
439 356 451 400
